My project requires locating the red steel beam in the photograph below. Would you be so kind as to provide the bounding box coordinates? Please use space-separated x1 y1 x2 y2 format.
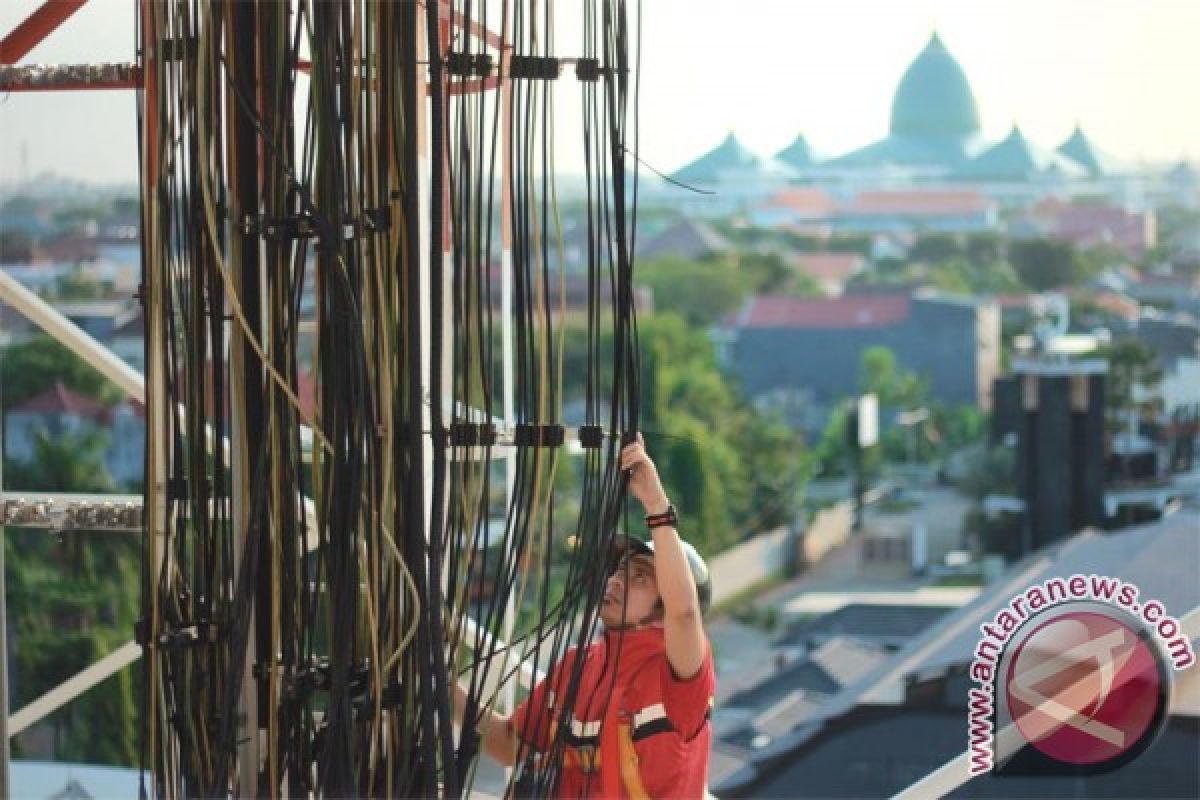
0 0 90 65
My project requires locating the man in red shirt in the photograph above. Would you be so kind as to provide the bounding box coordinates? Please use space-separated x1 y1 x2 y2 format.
455 436 716 798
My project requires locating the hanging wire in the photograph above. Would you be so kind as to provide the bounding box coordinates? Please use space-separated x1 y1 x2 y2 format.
139 2 643 797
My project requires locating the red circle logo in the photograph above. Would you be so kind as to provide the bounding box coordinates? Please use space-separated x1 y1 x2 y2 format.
1005 611 1164 766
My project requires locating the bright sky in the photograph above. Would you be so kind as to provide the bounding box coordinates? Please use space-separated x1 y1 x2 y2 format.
1 0 1198 186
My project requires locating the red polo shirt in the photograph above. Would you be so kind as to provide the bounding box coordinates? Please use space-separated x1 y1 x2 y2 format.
511 626 715 798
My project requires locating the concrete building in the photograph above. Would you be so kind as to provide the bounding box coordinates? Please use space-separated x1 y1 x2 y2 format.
725 291 1000 430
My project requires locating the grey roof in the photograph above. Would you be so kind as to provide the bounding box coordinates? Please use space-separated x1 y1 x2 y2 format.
721 708 1200 798
810 510 1200 722
807 637 891 688
724 661 840 709
635 218 731 261
779 603 954 648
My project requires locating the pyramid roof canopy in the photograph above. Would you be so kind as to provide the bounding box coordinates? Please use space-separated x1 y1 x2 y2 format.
1056 124 1120 177
825 133 976 171
775 133 816 169
959 126 1087 180
671 132 795 186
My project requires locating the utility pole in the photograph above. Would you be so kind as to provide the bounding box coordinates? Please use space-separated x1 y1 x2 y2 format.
847 394 878 533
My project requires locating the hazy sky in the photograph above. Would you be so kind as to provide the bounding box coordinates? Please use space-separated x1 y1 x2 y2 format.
1 0 1198 186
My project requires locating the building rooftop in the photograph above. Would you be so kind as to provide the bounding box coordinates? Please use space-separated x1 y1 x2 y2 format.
961 125 1088 180
1057 124 1121 177
843 189 991 217
735 295 911 330
774 133 817 170
636 218 731 261
670 132 795 187
791 252 863 284
779 603 955 649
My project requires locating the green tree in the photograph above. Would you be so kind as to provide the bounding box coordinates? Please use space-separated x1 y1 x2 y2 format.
0 229 35 263
1010 237 1095 291
858 346 928 409
5 429 117 493
55 270 111 301
1 335 122 412
1096 337 1164 437
966 232 1004 266
561 313 809 555
911 233 962 263
4 430 137 766
736 251 791 294
635 256 748 327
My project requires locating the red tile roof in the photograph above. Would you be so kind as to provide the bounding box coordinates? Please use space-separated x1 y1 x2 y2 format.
761 188 836 217
792 252 864 283
14 380 108 419
738 295 911 329
846 190 990 216
1088 291 1141 321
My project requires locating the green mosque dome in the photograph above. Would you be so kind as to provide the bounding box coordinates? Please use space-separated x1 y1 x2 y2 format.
889 32 981 141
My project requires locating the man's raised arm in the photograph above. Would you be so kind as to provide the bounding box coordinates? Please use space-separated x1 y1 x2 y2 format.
621 436 708 680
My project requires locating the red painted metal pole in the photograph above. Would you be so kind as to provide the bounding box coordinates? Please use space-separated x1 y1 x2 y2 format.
0 0 89 64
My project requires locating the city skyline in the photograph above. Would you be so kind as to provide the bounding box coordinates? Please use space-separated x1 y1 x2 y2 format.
1 0 1199 187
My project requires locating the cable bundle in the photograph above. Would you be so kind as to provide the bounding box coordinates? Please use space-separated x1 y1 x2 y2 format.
137 1 641 797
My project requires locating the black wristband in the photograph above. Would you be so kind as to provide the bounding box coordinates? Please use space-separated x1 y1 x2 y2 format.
645 504 678 530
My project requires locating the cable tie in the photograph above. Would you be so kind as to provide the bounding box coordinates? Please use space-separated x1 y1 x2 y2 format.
447 422 498 447
578 425 605 448
574 58 601 81
509 55 561 80
514 424 565 447
445 52 494 78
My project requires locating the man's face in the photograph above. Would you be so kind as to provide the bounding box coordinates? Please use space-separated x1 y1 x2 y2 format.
600 552 661 628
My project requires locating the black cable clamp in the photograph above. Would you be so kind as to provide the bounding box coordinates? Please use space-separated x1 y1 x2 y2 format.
165 477 188 501
446 52 495 78
578 425 605 448
165 477 215 501
361 207 391 234
574 58 602 81
134 616 150 648
242 208 390 242
158 36 198 62
515 423 566 447
240 212 318 242
509 55 561 80
447 422 498 447
154 622 219 650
